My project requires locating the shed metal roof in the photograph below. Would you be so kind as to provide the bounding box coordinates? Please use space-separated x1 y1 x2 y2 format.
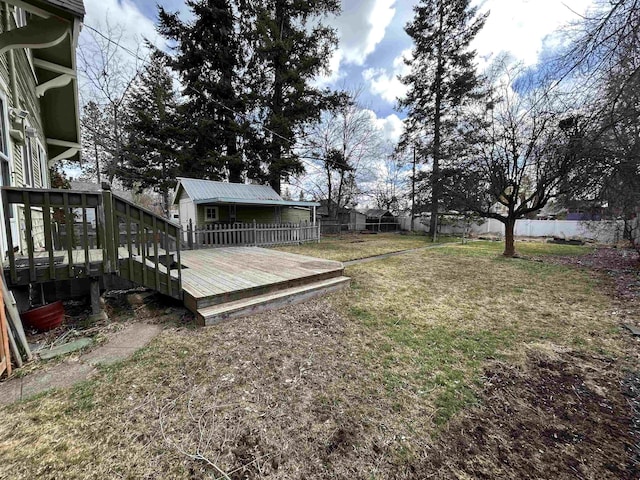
174 178 319 207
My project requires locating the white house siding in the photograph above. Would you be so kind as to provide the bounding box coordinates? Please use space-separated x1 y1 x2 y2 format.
0 12 50 257
178 190 196 231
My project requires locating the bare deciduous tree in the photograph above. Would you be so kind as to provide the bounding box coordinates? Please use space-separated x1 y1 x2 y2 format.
447 63 587 256
304 89 382 217
77 19 144 184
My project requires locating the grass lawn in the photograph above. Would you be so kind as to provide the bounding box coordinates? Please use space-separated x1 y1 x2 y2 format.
274 231 458 262
0 240 637 479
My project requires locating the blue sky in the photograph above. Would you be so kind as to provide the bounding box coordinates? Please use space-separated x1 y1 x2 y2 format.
81 0 596 145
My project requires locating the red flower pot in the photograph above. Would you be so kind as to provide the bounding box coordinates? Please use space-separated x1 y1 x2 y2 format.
21 301 65 331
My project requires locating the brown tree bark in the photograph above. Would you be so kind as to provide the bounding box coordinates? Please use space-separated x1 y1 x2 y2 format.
429 6 444 241
503 218 516 257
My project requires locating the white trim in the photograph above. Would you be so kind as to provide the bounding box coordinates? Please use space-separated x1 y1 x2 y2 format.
13 7 27 28
37 140 47 187
21 119 34 187
32 58 75 76
36 73 73 97
46 138 80 148
4 0 51 19
0 88 18 255
11 5 39 82
204 206 219 222
49 146 78 163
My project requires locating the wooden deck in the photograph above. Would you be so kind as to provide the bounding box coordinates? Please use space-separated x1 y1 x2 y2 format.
179 247 345 312
5 245 350 326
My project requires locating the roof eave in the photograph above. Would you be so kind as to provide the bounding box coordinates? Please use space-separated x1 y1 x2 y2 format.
194 197 320 207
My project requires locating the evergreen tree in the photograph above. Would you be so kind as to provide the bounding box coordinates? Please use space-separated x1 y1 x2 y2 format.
119 53 182 216
242 0 341 193
79 101 112 184
158 0 245 182
399 0 487 238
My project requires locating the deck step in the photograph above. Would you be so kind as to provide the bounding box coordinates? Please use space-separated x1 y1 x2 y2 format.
196 276 351 326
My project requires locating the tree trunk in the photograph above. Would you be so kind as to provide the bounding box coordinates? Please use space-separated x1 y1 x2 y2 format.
227 140 242 183
411 146 416 232
268 1 286 195
162 189 169 218
326 164 332 219
503 217 516 257
223 65 242 183
269 160 282 194
429 4 445 241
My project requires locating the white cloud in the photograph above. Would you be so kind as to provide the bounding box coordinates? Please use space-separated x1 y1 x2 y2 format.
316 0 397 85
373 112 404 143
340 0 396 65
472 0 596 66
82 0 161 50
362 48 411 103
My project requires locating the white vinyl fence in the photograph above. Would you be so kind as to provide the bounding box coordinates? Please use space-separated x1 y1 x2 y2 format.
398 216 625 244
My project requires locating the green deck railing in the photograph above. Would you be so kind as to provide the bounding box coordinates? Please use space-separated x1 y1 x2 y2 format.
1 186 182 299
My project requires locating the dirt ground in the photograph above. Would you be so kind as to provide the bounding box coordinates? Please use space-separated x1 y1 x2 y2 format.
539 245 640 300
419 350 640 479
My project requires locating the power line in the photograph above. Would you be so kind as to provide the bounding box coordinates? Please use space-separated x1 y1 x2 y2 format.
83 23 352 173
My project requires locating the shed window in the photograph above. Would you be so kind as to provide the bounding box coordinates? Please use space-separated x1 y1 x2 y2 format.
205 206 218 221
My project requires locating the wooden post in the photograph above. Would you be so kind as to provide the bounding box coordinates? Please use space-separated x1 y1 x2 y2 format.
0 277 11 377
1 189 16 284
22 191 36 282
88 278 107 322
253 219 257 246
101 188 117 274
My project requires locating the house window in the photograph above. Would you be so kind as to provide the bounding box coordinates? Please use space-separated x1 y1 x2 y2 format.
205 206 218 222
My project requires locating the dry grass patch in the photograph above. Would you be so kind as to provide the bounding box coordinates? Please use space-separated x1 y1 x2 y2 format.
274 232 457 261
0 300 439 479
339 242 628 425
0 241 636 479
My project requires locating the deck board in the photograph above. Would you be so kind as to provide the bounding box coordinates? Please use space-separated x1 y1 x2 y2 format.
5 245 345 312
179 247 344 304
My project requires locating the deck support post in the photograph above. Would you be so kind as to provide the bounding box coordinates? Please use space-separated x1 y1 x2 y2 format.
88 278 107 322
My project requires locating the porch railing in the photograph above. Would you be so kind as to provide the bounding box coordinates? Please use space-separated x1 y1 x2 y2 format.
185 220 320 248
1 186 182 299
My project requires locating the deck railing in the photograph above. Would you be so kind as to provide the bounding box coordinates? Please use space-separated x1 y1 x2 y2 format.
185 220 320 248
1 186 182 299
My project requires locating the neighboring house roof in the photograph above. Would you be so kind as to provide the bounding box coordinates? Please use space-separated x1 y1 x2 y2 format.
173 178 320 207
40 0 85 16
70 181 134 202
364 209 394 218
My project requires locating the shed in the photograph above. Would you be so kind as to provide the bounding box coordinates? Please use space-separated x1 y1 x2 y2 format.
363 209 399 232
172 178 319 231
317 200 366 233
